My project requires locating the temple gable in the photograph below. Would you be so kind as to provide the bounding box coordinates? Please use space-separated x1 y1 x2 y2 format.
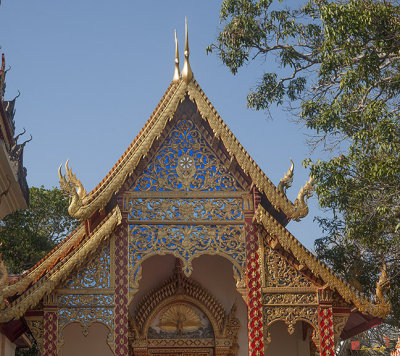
129 115 244 193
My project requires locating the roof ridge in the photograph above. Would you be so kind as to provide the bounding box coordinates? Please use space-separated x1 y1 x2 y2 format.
0 207 122 322
255 205 390 318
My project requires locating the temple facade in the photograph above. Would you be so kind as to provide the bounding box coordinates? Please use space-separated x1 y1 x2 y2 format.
0 25 390 356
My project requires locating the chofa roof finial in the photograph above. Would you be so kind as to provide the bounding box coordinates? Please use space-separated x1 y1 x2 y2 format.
181 17 193 83
173 30 180 82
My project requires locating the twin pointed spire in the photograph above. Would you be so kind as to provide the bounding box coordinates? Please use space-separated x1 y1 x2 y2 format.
173 17 193 83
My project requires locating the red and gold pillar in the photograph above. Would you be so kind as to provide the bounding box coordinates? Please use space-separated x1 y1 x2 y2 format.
318 289 335 356
244 188 264 356
43 294 58 356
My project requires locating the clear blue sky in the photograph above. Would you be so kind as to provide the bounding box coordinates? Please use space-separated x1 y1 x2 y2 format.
0 1 327 249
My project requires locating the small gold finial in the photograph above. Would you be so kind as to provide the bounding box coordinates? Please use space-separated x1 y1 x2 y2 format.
182 17 193 83
173 30 180 82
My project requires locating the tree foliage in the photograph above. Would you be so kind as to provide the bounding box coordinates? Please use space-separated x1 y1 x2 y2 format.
209 0 400 324
0 186 78 274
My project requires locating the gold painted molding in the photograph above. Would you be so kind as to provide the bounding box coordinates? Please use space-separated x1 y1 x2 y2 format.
59 77 312 222
255 205 391 318
0 207 121 322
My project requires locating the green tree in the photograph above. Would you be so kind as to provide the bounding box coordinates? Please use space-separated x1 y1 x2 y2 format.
0 186 78 274
209 0 400 324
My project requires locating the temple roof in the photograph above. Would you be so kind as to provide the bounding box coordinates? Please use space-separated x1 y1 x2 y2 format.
0 207 121 322
0 25 390 338
59 77 313 223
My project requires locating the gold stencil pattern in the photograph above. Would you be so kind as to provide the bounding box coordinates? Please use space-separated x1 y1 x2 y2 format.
131 118 242 192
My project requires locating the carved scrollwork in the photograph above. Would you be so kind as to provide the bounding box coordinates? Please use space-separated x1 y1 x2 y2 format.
333 314 350 346
124 198 243 223
265 248 312 288
263 305 319 348
131 118 243 192
262 293 317 305
130 261 240 356
57 294 114 352
128 224 246 292
25 317 44 354
63 244 110 289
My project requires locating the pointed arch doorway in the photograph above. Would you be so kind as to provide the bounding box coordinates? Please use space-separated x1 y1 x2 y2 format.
129 259 240 356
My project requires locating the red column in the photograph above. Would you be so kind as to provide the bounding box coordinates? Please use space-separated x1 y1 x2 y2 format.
43 296 58 356
245 188 264 356
318 306 335 356
114 225 129 356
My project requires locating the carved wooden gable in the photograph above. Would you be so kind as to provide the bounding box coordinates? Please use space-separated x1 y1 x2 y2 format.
55 241 115 353
121 104 247 296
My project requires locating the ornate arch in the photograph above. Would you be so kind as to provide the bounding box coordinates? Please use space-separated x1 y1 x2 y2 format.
129 260 240 356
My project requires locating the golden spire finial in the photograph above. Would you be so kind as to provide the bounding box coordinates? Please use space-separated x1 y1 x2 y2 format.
181 17 193 83
173 30 180 82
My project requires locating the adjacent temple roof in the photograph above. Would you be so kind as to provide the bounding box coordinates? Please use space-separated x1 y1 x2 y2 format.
0 21 390 340
0 54 29 220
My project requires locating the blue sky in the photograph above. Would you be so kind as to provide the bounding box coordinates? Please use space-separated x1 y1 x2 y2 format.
0 1 327 249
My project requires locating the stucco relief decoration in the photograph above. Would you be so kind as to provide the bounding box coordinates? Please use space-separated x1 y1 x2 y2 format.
130 118 243 192
262 247 320 349
148 303 214 339
57 294 115 351
128 224 245 291
124 198 243 223
63 244 110 289
124 117 247 301
265 247 311 288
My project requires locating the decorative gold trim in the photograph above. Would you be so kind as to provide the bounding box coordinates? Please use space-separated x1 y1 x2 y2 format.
173 30 181 82
60 76 312 222
255 205 391 318
25 316 44 354
0 225 85 298
124 191 245 198
0 207 122 322
130 261 240 356
277 159 294 194
181 18 193 84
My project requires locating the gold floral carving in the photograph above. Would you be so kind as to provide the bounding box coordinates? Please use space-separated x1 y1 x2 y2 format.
25 317 44 354
128 224 246 292
123 197 243 223
131 118 242 192
265 247 312 288
57 294 115 352
255 205 391 318
60 77 312 222
132 263 226 337
0 207 121 322
63 244 110 289
262 293 317 305
333 313 350 346
263 300 320 351
130 261 240 356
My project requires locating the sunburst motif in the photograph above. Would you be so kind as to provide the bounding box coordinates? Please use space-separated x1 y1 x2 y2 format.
158 304 203 335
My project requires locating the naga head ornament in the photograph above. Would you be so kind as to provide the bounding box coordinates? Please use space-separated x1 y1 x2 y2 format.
291 175 315 221
277 158 294 194
58 160 86 217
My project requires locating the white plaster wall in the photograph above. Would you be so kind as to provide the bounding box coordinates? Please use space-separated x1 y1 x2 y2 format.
0 332 16 356
59 322 114 356
265 321 311 356
130 254 249 356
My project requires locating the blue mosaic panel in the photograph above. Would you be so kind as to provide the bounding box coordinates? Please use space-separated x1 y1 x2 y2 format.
63 244 110 289
131 119 243 192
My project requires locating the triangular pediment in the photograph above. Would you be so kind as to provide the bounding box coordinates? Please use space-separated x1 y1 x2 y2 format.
127 105 245 194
